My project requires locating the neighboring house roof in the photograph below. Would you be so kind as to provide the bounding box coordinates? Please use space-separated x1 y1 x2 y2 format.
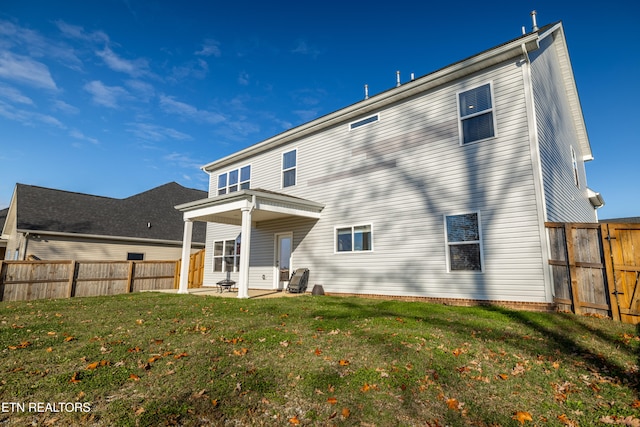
600 217 640 224
11 182 207 243
0 208 7 234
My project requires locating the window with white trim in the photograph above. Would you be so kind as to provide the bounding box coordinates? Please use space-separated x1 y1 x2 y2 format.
349 114 379 130
282 149 297 188
217 165 251 195
571 146 579 188
213 237 241 272
336 224 373 252
458 83 495 144
445 212 483 271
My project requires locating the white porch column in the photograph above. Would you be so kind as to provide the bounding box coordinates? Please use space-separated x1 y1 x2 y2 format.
237 206 253 299
178 219 193 294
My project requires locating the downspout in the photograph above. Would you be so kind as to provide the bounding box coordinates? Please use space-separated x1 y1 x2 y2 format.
19 232 30 260
520 41 554 304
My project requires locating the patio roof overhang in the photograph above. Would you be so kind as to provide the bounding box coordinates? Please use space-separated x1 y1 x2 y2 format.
174 189 324 298
174 189 324 225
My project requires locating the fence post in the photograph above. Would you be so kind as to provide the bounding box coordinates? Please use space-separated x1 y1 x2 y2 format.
67 260 77 298
564 223 582 315
0 260 4 301
127 261 135 293
601 223 621 321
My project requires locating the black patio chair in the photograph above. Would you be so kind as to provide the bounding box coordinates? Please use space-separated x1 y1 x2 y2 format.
286 268 309 293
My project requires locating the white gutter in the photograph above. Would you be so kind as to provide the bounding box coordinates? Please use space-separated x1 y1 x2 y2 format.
202 32 541 172
16 229 205 247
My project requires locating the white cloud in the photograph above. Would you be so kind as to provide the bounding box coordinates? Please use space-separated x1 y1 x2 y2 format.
69 129 99 144
159 95 225 124
84 80 129 108
128 122 192 142
195 39 221 57
170 59 208 81
0 84 33 105
125 79 155 101
238 71 249 86
0 19 83 71
0 51 57 90
96 46 150 77
164 152 205 170
0 99 64 128
53 100 80 114
54 20 109 44
291 39 321 58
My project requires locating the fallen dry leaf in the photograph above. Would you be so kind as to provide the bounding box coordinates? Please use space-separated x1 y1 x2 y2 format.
342 407 351 418
8 341 31 350
557 414 578 426
288 416 300 425
600 415 640 426
338 359 350 366
513 411 533 424
446 398 461 410
174 352 188 359
314 348 322 356
327 397 338 405
86 362 100 370
69 372 81 383
129 374 140 381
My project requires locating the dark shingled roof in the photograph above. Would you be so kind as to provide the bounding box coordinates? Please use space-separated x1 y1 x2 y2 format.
0 208 7 234
14 182 207 243
599 217 640 224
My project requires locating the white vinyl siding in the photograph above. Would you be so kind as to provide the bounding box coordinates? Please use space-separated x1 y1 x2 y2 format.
529 34 596 222
203 54 552 303
23 235 200 261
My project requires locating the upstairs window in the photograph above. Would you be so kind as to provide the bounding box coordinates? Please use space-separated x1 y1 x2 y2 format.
336 224 373 252
217 165 251 195
445 212 483 272
282 149 297 188
458 83 495 144
571 146 580 188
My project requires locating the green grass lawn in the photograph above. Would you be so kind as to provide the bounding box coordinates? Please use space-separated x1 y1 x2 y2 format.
1 292 639 426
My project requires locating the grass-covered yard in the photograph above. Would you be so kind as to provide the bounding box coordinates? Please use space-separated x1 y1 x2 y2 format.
1 292 639 426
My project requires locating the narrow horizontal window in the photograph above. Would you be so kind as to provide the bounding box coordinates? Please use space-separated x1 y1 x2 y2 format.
349 114 379 130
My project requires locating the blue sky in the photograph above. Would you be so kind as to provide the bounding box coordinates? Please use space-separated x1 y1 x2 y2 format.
0 1 638 220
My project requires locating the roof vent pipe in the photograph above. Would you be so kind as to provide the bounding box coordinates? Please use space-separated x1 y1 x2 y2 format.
396 70 401 87
364 84 369 100
531 10 538 31
410 72 415 81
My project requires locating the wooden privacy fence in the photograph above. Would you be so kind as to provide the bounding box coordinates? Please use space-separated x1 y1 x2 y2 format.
0 260 178 302
546 222 640 324
175 249 205 289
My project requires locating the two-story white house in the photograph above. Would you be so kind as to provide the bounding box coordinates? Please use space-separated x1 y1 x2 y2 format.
176 20 603 307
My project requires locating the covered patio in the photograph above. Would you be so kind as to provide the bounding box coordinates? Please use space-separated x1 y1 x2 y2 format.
175 189 324 298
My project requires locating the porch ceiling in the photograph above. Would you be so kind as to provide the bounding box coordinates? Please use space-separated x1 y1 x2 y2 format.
174 189 324 225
